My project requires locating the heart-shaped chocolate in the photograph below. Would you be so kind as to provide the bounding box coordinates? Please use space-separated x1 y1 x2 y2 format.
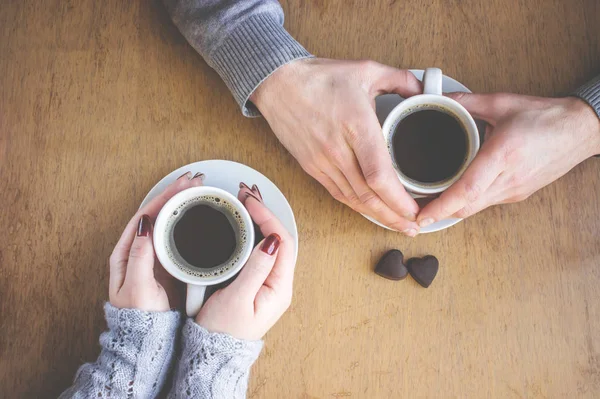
407 255 439 288
375 250 408 281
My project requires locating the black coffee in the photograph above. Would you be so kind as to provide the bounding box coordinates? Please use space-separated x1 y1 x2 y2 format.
173 204 236 269
392 109 467 183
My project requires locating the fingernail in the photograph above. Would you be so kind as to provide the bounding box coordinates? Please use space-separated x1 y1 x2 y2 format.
403 228 418 237
244 191 263 204
137 214 151 237
404 212 417 221
192 172 205 181
419 218 434 228
239 182 251 190
251 184 263 201
260 233 281 255
177 171 191 180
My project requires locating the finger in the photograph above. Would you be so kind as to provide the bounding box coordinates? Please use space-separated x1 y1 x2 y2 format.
453 197 494 219
315 161 359 206
452 179 507 219
123 215 156 286
369 64 423 97
227 234 280 299
241 193 295 292
445 92 516 124
311 170 352 207
334 143 419 234
417 148 503 227
109 171 203 293
350 111 420 228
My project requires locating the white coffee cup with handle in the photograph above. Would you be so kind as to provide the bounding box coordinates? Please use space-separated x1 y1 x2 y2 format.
381 68 480 196
153 186 255 317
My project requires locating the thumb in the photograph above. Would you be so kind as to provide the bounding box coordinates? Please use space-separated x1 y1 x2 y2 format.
227 234 281 300
123 215 157 286
446 92 515 123
370 63 423 98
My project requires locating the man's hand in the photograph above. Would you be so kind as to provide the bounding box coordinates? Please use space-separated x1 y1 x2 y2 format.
251 58 422 236
417 93 600 227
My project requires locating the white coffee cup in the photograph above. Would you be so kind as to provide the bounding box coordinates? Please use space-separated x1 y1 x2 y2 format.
153 186 255 317
381 68 480 196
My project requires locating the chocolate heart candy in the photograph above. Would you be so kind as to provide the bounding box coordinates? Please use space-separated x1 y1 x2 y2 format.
375 250 408 281
407 255 439 288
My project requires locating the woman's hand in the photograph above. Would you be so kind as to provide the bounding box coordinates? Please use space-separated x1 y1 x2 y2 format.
195 183 296 341
417 94 600 226
251 58 422 236
109 172 204 311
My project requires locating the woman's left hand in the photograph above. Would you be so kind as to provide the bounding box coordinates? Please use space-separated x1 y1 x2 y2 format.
108 172 203 311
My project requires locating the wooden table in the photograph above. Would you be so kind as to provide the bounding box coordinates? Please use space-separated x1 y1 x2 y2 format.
1 1 599 397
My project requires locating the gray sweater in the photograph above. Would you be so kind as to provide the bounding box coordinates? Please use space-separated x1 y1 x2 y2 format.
162 0 600 120
60 304 263 398
62 1 600 397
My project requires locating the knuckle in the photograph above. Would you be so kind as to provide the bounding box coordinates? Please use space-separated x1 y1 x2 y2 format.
455 204 475 218
323 145 345 167
344 124 361 144
437 201 456 219
358 190 383 212
128 243 149 260
329 189 346 203
492 93 512 110
462 181 482 203
361 193 385 213
358 190 378 205
501 142 524 165
358 59 378 72
301 162 320 177
345 193 362 208
506 174 524 188
364 168 386 190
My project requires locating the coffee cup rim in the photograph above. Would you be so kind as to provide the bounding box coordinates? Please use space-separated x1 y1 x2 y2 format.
382 94 480 195
153 186 255 286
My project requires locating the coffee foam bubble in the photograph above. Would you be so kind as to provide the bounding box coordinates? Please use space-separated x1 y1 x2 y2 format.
163 195 247 278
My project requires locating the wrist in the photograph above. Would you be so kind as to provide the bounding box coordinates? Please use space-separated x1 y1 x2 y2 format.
250 58 313 113
566 97 600 157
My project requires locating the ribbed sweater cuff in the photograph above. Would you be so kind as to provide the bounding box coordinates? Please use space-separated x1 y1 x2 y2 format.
574 75 600 119
207 13 312 117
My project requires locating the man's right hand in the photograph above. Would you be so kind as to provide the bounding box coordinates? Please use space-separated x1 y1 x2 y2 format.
251 58 422 236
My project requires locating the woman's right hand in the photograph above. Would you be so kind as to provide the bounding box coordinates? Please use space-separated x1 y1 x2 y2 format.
195 183 296 341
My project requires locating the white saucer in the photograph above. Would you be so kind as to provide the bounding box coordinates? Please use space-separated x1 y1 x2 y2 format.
140 160 299 261
369 69 485 233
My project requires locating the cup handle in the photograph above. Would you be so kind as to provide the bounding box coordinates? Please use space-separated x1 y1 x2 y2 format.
423 68 443 95
186 284 206 317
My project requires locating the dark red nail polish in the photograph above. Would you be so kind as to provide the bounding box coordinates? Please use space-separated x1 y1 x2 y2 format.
192 172 205 181
177 171 191 180
251 184 263 200
137 215 151 237
244 191 263 204
239 182 251 190
260 233 281 255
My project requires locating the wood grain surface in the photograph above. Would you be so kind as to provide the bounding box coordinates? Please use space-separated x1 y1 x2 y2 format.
1 0 599 397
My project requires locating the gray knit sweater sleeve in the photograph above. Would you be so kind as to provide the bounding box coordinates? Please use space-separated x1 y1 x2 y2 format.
163 0 312 117
59 303 182 399
167 318 263 399
575 75 600 119
574 75 600 156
